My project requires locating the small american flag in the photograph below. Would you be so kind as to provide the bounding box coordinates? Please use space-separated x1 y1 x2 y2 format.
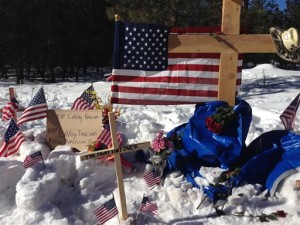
143 168 162 188
97 128 122 148
139 196 158 215
71 85 98 110
18 87 48 125
0 119 25 157
2 97 19 121
111 21 242 105
23 151 43 168
93 197 118 224
280 93 300 130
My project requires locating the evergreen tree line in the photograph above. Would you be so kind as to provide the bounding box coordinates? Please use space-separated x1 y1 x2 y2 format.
1 0 299 84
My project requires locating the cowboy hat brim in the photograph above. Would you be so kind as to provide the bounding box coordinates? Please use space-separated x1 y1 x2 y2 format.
270 26 300 63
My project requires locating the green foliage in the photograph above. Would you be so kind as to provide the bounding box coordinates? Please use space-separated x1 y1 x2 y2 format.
106 0 222 27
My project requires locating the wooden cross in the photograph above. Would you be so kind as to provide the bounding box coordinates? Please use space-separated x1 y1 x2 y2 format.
169 0 276 106
80 112 150 220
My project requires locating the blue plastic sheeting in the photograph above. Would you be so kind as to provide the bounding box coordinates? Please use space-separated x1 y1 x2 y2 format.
166 99 252 187
265 131 300 195
166 99 300 195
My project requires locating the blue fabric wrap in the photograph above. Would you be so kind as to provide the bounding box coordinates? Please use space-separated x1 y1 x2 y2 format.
203 185 229 201
165 99 252 187
236 131 300 195
165 99 300 196
265 132 300 195
168 99 252 169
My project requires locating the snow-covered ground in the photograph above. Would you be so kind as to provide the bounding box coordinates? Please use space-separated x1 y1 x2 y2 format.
0 64 300 225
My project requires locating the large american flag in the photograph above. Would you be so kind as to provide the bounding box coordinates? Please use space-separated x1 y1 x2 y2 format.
111 21 242 105
2 97 19 121
143 168 162 188
0 119 25 157
18 87 48 125
93 197 118 224
139 196 158 215
71 85 98 110
280 93 300 130
97 128 122 148
23 151 43 168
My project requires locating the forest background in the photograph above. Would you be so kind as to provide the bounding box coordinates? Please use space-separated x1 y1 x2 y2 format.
1 0 299 84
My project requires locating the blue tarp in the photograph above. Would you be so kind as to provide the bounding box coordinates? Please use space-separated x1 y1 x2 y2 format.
166 99 300 195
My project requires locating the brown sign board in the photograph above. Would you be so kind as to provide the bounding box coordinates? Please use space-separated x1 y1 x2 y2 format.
46 110 102 151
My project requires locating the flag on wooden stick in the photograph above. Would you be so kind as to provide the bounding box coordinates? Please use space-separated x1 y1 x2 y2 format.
93 197 118 224
111 22 242 105
71 85 98 110
18 87 48 125
0 119 25 157
143 168 162 188
139 196 158 215
280 93 300 130
23 151 44 168
97 128 122 148
2 97 19 121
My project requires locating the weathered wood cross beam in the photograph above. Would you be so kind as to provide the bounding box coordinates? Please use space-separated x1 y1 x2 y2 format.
169 0 276 106
80 112 150 221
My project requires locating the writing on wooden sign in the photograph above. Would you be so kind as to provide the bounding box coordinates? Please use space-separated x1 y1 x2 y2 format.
46 110 102 150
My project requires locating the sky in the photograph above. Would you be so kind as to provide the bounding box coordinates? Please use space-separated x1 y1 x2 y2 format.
275 0 286 9
0 64 300 224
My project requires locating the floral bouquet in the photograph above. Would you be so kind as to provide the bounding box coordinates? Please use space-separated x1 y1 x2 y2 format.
205 106 236 134
149 131 174 174
101 104 121 129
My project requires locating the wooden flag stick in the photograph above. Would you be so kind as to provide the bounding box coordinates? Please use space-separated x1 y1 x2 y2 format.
9 87 18 122
108 112 128 220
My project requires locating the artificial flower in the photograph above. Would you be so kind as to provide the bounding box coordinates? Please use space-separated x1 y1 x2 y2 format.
206 106 235 134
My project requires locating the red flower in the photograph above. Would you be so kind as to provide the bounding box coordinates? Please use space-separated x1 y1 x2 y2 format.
205 106 235 135
205 117 214 127
212 122 223 134
94 141 102 150
276 210 287 218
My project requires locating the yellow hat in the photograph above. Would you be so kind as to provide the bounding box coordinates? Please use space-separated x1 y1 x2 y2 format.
281 27 299 52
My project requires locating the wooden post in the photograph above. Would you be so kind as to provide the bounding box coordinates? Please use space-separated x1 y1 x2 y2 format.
9 87 17 122
218 0 241 106
169 0 276 106
108 112 128 220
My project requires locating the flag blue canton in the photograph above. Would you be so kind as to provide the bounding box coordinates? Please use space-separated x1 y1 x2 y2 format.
113 21 170 71
29 151 42 159
28 88 46 106
11 97 19 105
103 198 116 210
4 120 20 143
80 86 95 105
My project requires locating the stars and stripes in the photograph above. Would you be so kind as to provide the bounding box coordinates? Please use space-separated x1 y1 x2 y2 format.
139 196 158 215
18 87 48 125
71 85 98 110
280 93 300 130
97 128 122 148
143 168 162 188
111 21 242 105
1 97 19 121
0 119 25 157
93 197 118 224
23 151 44 168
